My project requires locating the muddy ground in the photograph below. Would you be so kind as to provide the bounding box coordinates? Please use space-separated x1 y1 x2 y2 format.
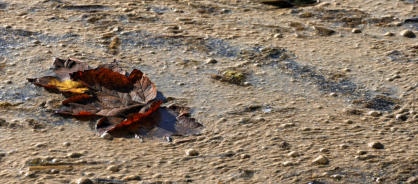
0 0 417 183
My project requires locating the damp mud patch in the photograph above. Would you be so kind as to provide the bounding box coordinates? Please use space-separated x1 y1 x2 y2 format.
301 8 396 27
0 2 7 10
0 85 41 103
60 4 110 12
119 30 240 57
0 28 80 57
117 30 398 111
268 58 398 111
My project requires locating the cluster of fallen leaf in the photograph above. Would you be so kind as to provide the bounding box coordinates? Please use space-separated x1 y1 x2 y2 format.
28 58 203 139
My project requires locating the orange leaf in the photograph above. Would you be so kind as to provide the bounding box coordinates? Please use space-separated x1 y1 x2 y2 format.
107 100 162 134
71 68 132 92
62 94 94 105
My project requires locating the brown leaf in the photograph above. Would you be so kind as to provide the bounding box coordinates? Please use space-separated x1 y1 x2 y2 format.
70 67 157 104
28 58 90 95
96 102 203 138
27 76 88 95
53 58 89 80
30 57 203 139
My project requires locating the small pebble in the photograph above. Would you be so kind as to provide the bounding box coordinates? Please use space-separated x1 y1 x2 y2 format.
280 123 295 128
329 92 337 97
368 142 384 149
63 142 71 147
313 26 335 36
76 177 93 184
282 161 295 166
384 32 394 36
357 150 368 155
205 58 217 64
49 169 59 174
101 132 113 140
107 165 120 172
287 151 299 157
330 174 343 180
351 28 361 33
274 33 283 38
185 149 199 156
400 30 416 38
68 152 83 158
395 114 408 121
301 127 311 131
339 144 349 149
406 176 417 184
35 143 47 148
368 111 381 117
319 148 329 153
123 174 142 181
312 155 329 165
344 120 354 124
240 154 251 159
223 150 235 157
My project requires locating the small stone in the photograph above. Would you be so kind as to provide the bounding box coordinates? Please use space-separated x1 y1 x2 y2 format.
205 58 217 64
351 28 361 33
0 118 7 126
101 132 113 140
319 148 329 153
395 114 408 121
357 150 367 155
68 152 83 158
107 165 120 172
312 155 329 165
313 26 335 36
76 177 93 184
32 40 41 45
223 150 235 157
329 92 337 97
368 142 384 149
240 154 251 159
63 142 71 147
344 120 354 124
282 161 295 166
49 169 59 174
384 32 394 36
301 127 311 131
123 174 142 181
24 172 37 178
274 33 283 38
406 176 418 184
330 174 343 180
368 111 381 117
339 144 349 149
287 151 299 157
35 143 47 148
400 30 416 38
185 149 199 156
280 123 295 128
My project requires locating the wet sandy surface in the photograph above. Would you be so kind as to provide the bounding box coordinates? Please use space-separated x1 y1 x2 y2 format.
0 0 417 183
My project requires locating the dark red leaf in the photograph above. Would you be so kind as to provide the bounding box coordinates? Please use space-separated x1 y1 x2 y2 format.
62 94 94 105
107 100 162 135
57 111 100 121
71 68 132 92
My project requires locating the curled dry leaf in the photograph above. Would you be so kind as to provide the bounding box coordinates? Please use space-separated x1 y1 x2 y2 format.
28 58 203 139
28 58 90 95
